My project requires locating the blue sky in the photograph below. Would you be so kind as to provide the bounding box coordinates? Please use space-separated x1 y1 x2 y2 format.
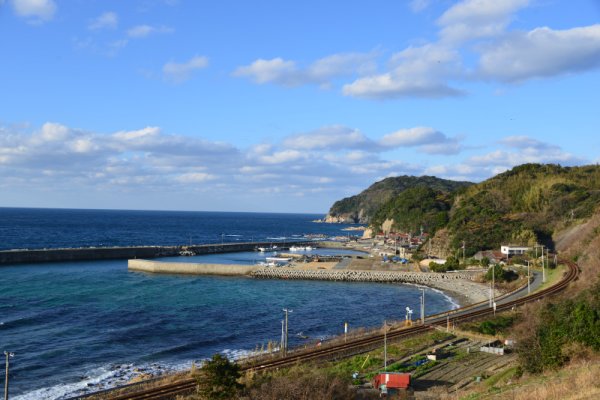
1 0 599 213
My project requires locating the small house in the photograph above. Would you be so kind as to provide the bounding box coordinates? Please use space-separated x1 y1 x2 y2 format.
373 372 413 398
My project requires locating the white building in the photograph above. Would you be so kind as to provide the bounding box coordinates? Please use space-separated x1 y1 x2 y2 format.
500 245 531 256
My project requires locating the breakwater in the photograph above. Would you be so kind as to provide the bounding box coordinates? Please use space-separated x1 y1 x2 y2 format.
128 259 260 275
127 260 475 284
0 241 311 265
251 268 475 283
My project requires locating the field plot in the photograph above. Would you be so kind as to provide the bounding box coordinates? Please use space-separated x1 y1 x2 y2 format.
413 339 517 399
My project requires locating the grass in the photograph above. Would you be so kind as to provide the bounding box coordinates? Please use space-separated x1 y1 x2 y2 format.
456 359 600 400
324 330 454 381
532 262 566 292
460 313 517 336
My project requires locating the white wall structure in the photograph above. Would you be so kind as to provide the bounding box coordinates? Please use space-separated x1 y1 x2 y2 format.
500 245 531 256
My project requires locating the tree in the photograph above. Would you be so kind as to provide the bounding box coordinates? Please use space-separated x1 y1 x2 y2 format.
444 255 460 271
484 265 518 282
480 257 490 267
197 354 243 400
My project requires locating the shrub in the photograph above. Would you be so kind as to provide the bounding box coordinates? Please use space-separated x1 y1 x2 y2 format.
196 354 243 400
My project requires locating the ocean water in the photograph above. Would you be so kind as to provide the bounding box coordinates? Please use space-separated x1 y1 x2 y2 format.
0 208 353 250
0 208 458 399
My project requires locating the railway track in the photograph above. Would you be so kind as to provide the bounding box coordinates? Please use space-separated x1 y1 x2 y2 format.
100 261 579 400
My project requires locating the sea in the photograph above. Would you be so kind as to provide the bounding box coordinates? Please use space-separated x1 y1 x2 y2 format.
0 208 459 399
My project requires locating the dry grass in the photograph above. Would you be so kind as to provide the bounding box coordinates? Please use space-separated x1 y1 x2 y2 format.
449 359 600 400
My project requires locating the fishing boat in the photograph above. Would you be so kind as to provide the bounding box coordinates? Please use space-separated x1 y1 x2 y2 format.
257 245 278 252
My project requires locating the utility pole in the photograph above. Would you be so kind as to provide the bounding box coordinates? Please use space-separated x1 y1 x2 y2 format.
280 320 285 354
420 289 425 325
383 320 388 371
462 241 466 263
542 245 546 283
282 308 292 355
344 322 348 343
492 263 495 309
4 351 14 400
527 260 531 295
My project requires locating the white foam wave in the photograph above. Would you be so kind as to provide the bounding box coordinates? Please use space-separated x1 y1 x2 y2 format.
12 348 258 400
12 362 192 400
402 283 461 310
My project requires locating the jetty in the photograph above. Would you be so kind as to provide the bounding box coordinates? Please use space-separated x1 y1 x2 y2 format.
127 259 474 284
0 241 313 265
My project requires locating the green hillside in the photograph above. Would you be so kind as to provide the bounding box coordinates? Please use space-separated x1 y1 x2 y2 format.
325 175 472 224
370 186 454 235
448 164 600 255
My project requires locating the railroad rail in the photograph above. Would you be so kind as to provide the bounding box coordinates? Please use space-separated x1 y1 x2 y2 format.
92 261 579 400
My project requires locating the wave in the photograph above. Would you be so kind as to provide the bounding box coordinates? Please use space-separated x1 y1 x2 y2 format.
12 347 256 400
403 283 461 310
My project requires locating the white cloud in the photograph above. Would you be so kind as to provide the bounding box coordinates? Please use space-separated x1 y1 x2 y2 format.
233 52 377 88
0 122 589 211
234 58 297 85
89 12 118 30
282 126 374 151
163 56 209 83
437 0 529 43
423 136 586 182
127 24 174 38
380 127 444 147
11 0 56 22
378 127 462 154
175 172 216 183
478 25 600 82
257 150 305 165
409 0 431 13
343 44 464 99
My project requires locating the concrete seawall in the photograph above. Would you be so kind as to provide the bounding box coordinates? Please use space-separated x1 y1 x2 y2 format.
0 241 311 266
128 260 474 284
128 259 260 276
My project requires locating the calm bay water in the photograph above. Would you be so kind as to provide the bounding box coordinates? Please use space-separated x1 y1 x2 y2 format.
0 208 458 399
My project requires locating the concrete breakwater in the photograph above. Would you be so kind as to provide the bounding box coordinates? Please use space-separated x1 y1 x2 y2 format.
0 241 311 265
128 259 260 276
128 259 475 284
251 268 475 283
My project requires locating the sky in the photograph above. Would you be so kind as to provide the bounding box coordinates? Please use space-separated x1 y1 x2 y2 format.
1 0 599 213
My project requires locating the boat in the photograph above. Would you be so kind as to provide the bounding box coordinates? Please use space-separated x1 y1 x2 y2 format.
290 245 314 252
257 245 278 252
265 256 292 263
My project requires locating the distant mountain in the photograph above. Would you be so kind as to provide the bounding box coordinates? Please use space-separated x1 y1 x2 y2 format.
324 175 473 224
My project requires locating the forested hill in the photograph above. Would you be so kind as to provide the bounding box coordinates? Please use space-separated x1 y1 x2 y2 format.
447 163 600 255
324 176 472 224
361 163 600 256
